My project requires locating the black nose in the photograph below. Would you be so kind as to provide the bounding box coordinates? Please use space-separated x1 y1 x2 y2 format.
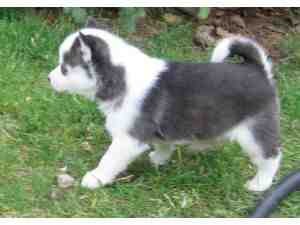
48 77 51 82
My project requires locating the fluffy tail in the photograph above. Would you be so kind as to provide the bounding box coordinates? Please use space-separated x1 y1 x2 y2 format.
211 36 273 79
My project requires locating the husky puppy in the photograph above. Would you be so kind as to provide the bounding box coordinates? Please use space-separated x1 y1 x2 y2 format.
48 18 281 192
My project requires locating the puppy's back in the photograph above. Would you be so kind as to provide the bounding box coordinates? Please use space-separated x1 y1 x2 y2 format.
131 62 277 141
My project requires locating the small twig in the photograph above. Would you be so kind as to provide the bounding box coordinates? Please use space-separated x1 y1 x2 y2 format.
163 193 176 209
177 148 183 166
116 174 135 182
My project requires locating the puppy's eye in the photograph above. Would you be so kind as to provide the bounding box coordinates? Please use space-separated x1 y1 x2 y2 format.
61 65 68 75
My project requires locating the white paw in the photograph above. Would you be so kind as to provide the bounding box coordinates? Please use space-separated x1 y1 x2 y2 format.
149 151 168 167
245 176 272 192
81 171 102 189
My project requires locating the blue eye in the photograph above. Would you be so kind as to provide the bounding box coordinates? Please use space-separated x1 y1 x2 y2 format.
61 64 68 75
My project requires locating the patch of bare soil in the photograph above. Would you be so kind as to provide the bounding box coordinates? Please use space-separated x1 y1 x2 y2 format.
40 8 300 62
207 8 299 61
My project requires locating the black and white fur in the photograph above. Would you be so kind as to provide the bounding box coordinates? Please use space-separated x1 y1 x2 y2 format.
48 19 281 192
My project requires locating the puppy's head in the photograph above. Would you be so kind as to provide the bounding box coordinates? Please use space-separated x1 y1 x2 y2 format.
48 18 125 101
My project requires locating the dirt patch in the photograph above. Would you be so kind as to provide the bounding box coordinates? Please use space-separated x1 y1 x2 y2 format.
206 8 298 61
40 8 299 61
133 8 298 62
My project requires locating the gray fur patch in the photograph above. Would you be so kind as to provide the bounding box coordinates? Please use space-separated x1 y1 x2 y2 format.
252 95 281 158
130 61 280 161
63 38 84 67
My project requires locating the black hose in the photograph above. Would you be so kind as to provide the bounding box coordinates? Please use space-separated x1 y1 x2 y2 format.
250 170 300 218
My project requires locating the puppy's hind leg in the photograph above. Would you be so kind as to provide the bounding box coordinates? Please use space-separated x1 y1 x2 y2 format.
149 142 176 167
227 114 281 192
243 143 281 192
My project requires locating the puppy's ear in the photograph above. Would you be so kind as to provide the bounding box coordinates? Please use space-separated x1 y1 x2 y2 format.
78 32 89 44
78 32 92 62
85 17 98 28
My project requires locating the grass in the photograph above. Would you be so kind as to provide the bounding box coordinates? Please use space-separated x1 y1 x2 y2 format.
0 10 300 217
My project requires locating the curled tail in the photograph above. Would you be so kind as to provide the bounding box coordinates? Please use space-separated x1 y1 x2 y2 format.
211 36 273 79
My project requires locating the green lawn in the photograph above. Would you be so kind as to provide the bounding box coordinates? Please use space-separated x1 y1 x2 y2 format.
1 11 300 217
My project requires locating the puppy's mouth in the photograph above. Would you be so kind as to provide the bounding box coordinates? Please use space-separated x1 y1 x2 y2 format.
48 77 68 93
48 78 66 93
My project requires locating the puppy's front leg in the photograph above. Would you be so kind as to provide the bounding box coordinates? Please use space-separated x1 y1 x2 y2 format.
81 135 148 189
